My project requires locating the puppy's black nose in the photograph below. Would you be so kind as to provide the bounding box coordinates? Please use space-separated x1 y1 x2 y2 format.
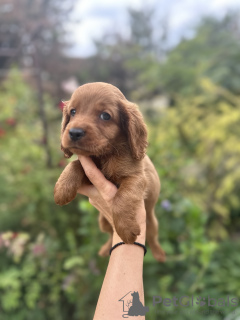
69 128 85 141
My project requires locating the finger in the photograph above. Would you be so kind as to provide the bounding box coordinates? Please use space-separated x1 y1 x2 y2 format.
77 184 98 198
78 155 115 196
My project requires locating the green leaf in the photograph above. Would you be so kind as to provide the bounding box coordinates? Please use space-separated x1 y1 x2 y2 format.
63 256 84 270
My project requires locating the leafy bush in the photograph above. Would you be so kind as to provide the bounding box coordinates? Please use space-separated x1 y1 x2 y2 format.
0 59 239 319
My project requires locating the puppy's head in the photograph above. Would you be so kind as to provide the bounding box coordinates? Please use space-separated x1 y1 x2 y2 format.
61 82 148 160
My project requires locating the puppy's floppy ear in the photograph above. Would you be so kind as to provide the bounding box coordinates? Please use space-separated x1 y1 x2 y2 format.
119 99 148 160
60 101 73 159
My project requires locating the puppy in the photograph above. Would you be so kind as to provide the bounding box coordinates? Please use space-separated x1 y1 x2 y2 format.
54 82 165 262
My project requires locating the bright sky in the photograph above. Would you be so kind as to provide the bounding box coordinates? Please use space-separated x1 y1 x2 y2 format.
66 0 240 57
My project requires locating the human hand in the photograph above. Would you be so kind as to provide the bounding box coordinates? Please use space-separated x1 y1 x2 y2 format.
77 155 146 245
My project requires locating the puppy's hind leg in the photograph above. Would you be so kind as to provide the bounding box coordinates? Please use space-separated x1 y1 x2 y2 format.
98 213 113 257
145 200 166 262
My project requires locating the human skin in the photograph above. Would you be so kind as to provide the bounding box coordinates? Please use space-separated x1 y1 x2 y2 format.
77 155 146 320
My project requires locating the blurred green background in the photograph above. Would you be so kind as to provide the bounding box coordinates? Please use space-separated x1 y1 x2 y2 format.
0 0 240 319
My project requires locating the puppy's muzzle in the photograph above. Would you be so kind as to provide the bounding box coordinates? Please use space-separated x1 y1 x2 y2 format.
69 128 85 141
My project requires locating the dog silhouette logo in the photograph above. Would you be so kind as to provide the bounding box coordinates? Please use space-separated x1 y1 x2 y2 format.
119 291 149 318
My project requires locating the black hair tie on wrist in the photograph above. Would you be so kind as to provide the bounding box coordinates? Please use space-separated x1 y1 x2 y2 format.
109 241 147 256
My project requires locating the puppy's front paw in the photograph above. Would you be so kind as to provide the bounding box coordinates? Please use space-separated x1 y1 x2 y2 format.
115 220 141 244
54 181 77 206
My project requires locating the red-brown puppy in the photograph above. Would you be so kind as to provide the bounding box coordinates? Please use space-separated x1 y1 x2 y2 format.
54 82 165 262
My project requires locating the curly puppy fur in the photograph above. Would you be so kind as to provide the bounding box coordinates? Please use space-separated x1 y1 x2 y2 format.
54 82 165 262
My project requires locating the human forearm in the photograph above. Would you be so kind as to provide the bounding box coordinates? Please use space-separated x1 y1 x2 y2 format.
93 219 146 320
93 243 145 320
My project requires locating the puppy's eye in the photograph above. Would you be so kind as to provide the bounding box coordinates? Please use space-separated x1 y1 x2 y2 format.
100 112 111 120
70 109 76 116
